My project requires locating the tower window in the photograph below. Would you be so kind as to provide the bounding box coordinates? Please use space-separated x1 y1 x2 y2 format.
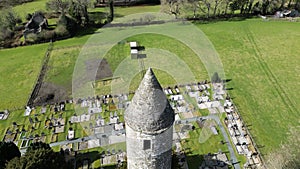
143 140 151 150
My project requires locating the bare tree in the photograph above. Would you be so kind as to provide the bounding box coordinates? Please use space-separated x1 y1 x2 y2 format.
279 0 285 9
223 0 232 14
199 0 212 18
46 0 70 16
167 0 183 18
213 0 223 16
187 0 200 18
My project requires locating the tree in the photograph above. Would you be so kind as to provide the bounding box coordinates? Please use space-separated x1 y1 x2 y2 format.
246 0 254 13
46 0 70 16
164 0 183 18
199 0 212 18
5 142 71 169
229 0 249 14
261 0 270 14
213 0 223 16
26 142 51 152
108 0 114 22
0 8 21 36
69 0 90 26
0 142 21 169
223 0 233 14
188 0 200 18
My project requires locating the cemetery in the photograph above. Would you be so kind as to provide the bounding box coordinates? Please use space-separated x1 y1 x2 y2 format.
223 98 262 168
0 78 246 168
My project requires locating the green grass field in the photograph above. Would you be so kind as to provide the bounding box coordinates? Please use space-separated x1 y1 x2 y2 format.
0 44 48 110
198 19 300 155
13 0 48 20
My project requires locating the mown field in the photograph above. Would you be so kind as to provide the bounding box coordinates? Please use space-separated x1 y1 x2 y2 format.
198 20 300 155
0 44 48 110
1 2 300 165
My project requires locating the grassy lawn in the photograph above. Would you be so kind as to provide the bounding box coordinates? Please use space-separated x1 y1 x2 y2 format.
0 43 48 110
47 33 208 96
198 19 300 156
13 0 48 20
45 47 81 92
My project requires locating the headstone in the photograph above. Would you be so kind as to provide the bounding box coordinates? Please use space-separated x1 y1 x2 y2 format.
29 117 34 124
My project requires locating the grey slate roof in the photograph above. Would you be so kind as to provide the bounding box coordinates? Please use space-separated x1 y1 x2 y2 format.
124 68 175 134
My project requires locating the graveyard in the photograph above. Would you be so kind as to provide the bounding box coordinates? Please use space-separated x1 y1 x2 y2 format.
0 79 244 168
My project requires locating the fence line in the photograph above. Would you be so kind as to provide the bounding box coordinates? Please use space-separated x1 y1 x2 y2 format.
26 40 54 106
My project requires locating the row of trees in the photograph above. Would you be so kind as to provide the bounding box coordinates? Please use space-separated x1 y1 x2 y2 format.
46 0 92 27
0 141 70 169
0 8 22 43
0 0 36 8
0 0 101 47
162 0 300 18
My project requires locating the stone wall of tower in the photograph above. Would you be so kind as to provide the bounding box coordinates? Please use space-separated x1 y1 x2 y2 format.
126 125 173 169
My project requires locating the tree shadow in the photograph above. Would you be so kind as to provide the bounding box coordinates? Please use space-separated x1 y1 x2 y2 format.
74 151 101 169
94 165 116 169
190 14 257 24
183 153 232 169
223 79 232 83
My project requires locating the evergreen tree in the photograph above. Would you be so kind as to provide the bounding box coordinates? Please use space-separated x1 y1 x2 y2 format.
5 142 71 169
0 142 21 169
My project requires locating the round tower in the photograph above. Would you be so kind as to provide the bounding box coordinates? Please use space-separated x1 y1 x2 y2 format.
124 68 175 169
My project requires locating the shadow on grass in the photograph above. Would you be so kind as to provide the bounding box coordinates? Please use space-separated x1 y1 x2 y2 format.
223 79 232 83
94 165 116 169
74 26 103 37
182 150 233 169
185 154 204 169
191 14 257 25
75 150 101 169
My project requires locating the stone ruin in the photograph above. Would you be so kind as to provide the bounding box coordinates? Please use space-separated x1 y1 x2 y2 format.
23 12 48 39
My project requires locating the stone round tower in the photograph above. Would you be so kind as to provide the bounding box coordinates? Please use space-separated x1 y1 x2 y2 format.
124 68 175 169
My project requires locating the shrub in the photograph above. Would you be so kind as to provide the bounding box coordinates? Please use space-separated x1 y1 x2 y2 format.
25 33 38 43
54 24 69 37
37 30 55 41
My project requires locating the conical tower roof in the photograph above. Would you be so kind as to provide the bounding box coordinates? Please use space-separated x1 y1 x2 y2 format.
124 68 175 134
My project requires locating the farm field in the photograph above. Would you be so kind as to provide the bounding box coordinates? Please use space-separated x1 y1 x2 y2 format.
0 44 48 110
198 19 300 155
